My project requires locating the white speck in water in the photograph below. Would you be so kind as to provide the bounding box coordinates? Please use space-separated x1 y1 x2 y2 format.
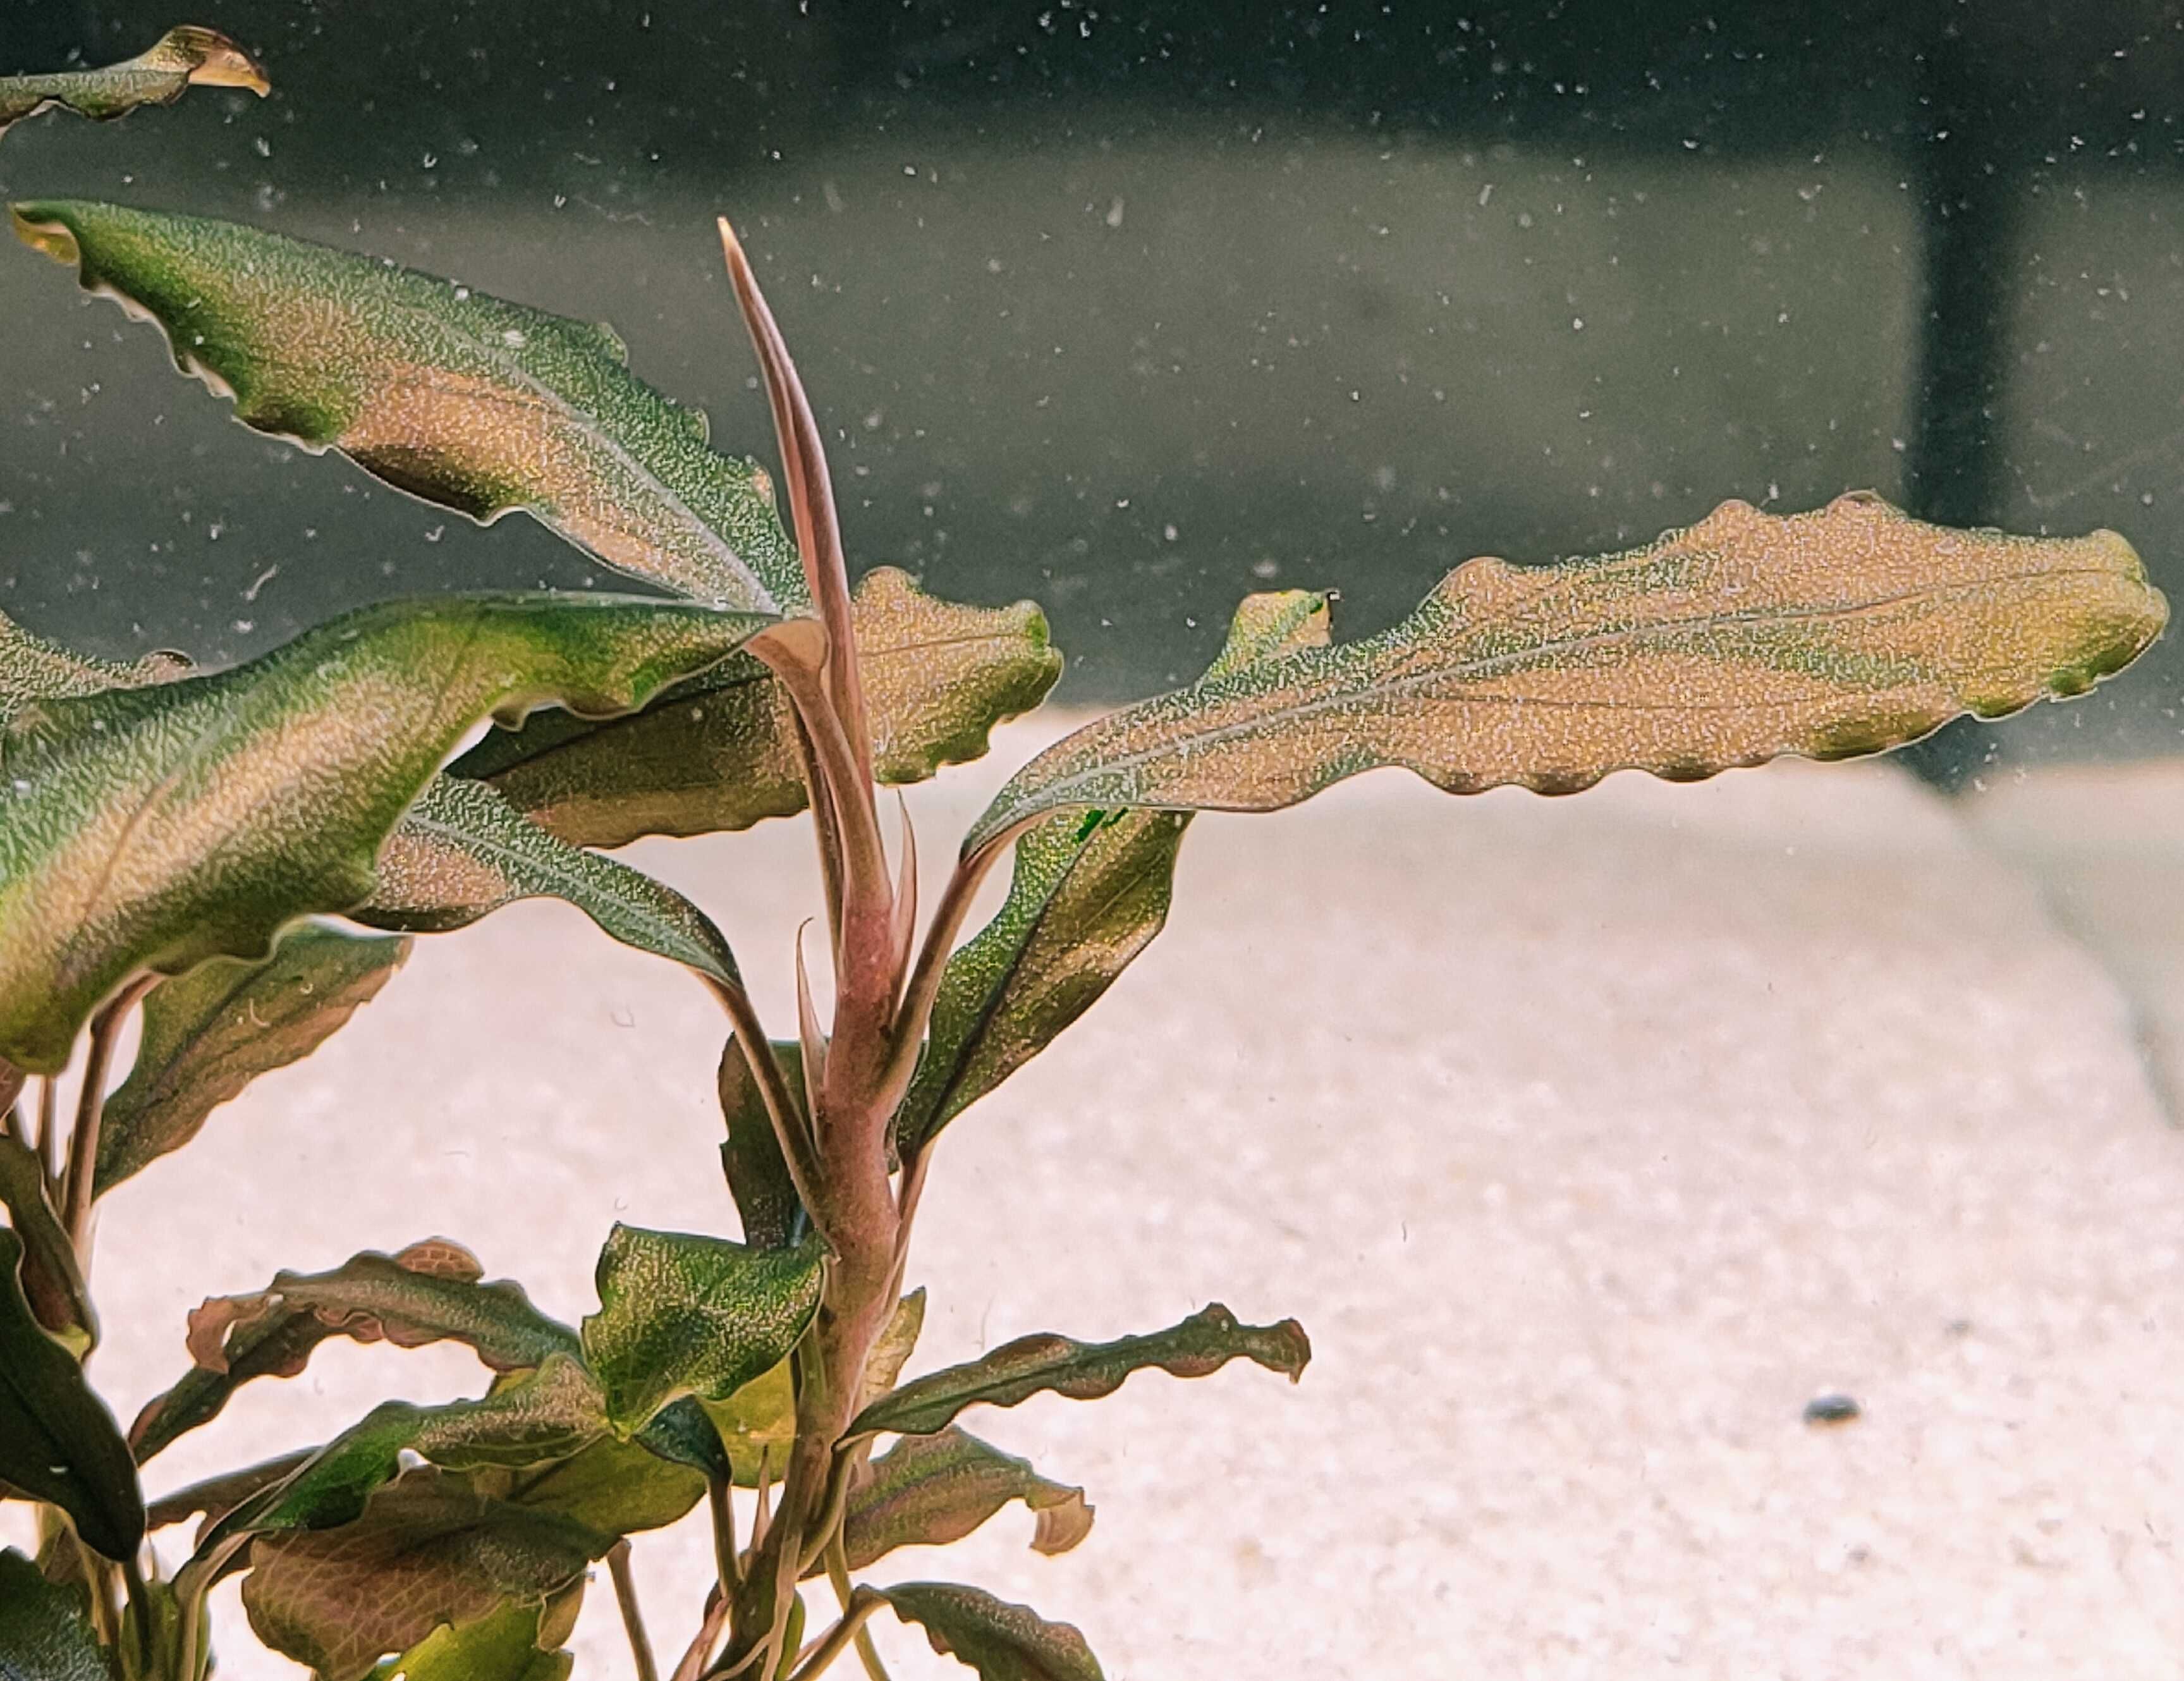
1105 197 1125 228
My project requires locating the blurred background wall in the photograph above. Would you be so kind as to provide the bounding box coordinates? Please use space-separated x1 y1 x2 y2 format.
3 0 2180 779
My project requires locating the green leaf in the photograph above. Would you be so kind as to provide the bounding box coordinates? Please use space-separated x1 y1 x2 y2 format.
0 1135 95 1347
146 1450 315 1536
241 1470 596 1681
0 1548 116 1681
699 1358 796 1489
131 1239 579 1463
457 567 1061 848
963 496 2171 857
0 1232 144 1560
836 1428 1092 1573
95 925 410 1196
717 1038 805 1249
884 1582 1103 1681
357 775 740 987
0 590 774 1074
0 609 187 726
361 1600 574 1681
850 1304 1311 1440
10 200 805 611
485 1427 705 1539
0 26 266 137
212 1355 609 1545
580 1225 826 1435
899 592 1328 1150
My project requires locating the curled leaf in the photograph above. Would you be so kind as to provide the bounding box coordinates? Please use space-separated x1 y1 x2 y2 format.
359 775 740 987
0 1230 143 1560
131 1240 578 1462
833 1427 1092 1573
0 608 187 726
884 1582 1104 1681
717 1037 806 1249
0 1134 95 1345
851 1304 1310 1441
358 1598 576 1681
580 1225 826 1435
95 925 410 1197
965 496 2169 855
241 1470 597 1681
458 567 1062 848
899 591 1329 1151
0 590 772 1073
0 26 266 137
11 200 803 610
210 1355 609 1544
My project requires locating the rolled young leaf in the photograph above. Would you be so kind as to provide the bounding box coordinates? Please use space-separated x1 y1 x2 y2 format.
0 25 267 137
0 1546 115 1681
0 1134 97 1345
833 1427 1093 1574
0 1230 145 1560
241 1469 597 1681
457 567 1062 848
580 1224 826 1435
95 925 410 1197
10 200 805 611
850 1304 1310 1440
717 1037 806 1249
899 591 1329 1150
963 495 2170 856
884 1582 1104 1681
357 774 741 987
0 590 774 1073
131 1239 580 1462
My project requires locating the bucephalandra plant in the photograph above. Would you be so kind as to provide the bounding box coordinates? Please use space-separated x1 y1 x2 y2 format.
0 26 2169 1681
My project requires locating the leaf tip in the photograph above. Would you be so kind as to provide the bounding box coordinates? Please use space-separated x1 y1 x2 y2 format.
8 202 78 267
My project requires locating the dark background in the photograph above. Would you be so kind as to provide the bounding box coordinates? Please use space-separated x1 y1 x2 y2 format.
4 1 2182 779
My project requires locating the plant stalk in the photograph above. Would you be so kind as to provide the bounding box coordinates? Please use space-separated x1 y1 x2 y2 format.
62 974 156 1259
609 1541 661 1681
784 1589 886 1681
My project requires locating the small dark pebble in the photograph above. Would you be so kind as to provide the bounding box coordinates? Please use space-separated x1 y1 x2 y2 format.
1803 1393 1862 1427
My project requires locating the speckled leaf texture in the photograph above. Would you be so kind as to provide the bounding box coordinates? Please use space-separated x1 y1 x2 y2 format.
10 200 805 611
581 1224 826 1434
900 590 1329 1150
850 1304 1310 1440
0 25 266 137
0 610 189 723
835 1427 1093 1573
0 591 772 1073
95 925 410 1196
884 1582 1104 1681
212 1354 610 1545
965 494 2170 855
0 1547 116 1681
456 566 1061 848
0 1231 144 1560
359 775 741 987
241 1471 596 1681
131 1239 579 1463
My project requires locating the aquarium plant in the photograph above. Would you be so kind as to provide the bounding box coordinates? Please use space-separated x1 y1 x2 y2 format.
0 28 2168 1681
